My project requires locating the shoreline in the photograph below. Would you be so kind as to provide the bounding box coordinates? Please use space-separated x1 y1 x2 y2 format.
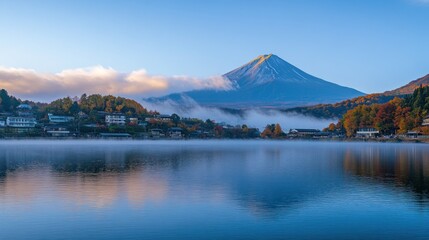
0 137 425 144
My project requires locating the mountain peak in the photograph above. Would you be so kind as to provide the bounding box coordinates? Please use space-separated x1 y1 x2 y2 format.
254 53 273 62
148 54 364 108
224 54 320 87
252 53 282 65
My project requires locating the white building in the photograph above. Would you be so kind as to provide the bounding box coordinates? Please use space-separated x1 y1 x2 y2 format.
105 114 126 125
0 120 5 127
356 128 379 138
145 114 172 123
289 129 321 136
6 117 37 128
48 113 75 123
422 117 429 126
44 126 70 137
129 117 138 125
168 127 183 139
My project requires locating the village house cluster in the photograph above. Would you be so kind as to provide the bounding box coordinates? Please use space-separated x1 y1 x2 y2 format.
0 104 37 132
0 104 262 139
0 104 331 139
2 103 428 140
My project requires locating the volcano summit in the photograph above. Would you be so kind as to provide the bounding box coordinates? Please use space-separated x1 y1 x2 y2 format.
147 54 364 108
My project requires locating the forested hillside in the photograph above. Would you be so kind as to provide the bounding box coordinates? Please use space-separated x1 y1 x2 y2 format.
384 74 429 96
44 94 150 116
285 94 395 119
327 86 429 136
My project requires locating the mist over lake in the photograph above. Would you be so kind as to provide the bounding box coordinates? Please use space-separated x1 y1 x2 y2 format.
1 140 429 239
141 99 334 130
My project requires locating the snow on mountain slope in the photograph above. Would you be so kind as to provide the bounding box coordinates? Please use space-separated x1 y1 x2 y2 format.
224 54 325 87
146 54 365 108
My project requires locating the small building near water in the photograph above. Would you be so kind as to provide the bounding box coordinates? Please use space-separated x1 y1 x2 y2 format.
44 126 71 137
150 128 164 138
406 131 419 138
289 129 321 137
356 128 379 138
168 127 183 139
6 116 37 128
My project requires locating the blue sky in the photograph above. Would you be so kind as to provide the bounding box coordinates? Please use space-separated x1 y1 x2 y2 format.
0 0 429 99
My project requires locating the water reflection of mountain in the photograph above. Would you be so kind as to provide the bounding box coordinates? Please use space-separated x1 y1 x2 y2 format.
5 141 429 216
343 144 429 197
0 141 346 216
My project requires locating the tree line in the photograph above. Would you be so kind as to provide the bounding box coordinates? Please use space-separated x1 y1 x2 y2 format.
326 86 429 136
44 94 152 117
0 89 22 112
285 94 395 119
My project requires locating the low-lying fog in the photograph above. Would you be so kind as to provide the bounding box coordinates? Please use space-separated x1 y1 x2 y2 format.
142 99 335 130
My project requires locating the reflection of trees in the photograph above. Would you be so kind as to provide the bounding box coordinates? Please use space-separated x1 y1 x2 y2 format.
2 141 429 219
0 143 249 208
54 172 121 208
0 146 209 174
0 142 345 216
0 169 50 205
343 145 429 196
0 157 6 177
53 171 168 208
14 142 429 216
0 145 173 208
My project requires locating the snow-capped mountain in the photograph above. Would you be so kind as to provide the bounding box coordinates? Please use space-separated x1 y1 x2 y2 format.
147 54 364 108
226 54 328 87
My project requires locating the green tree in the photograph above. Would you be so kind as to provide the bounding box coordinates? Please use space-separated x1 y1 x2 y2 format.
70 101 80 115
0 89 11 112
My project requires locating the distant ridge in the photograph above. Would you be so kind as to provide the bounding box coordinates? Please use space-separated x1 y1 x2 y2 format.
385 74 429 96
284 93 395 119
147 54 364 108
284 73 429 119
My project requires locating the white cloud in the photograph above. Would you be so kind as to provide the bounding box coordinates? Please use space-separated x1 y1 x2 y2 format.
0 66 233 102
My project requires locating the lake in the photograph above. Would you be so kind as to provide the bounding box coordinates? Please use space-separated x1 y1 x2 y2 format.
1 140 429 239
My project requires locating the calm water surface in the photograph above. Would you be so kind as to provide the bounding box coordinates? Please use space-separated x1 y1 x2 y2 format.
1 140 429 239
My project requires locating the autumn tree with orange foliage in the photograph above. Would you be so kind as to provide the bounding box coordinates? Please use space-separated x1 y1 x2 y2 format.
331 87 429 137
261 124 273 138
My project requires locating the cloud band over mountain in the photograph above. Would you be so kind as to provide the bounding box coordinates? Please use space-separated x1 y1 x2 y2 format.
0 66 233 102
